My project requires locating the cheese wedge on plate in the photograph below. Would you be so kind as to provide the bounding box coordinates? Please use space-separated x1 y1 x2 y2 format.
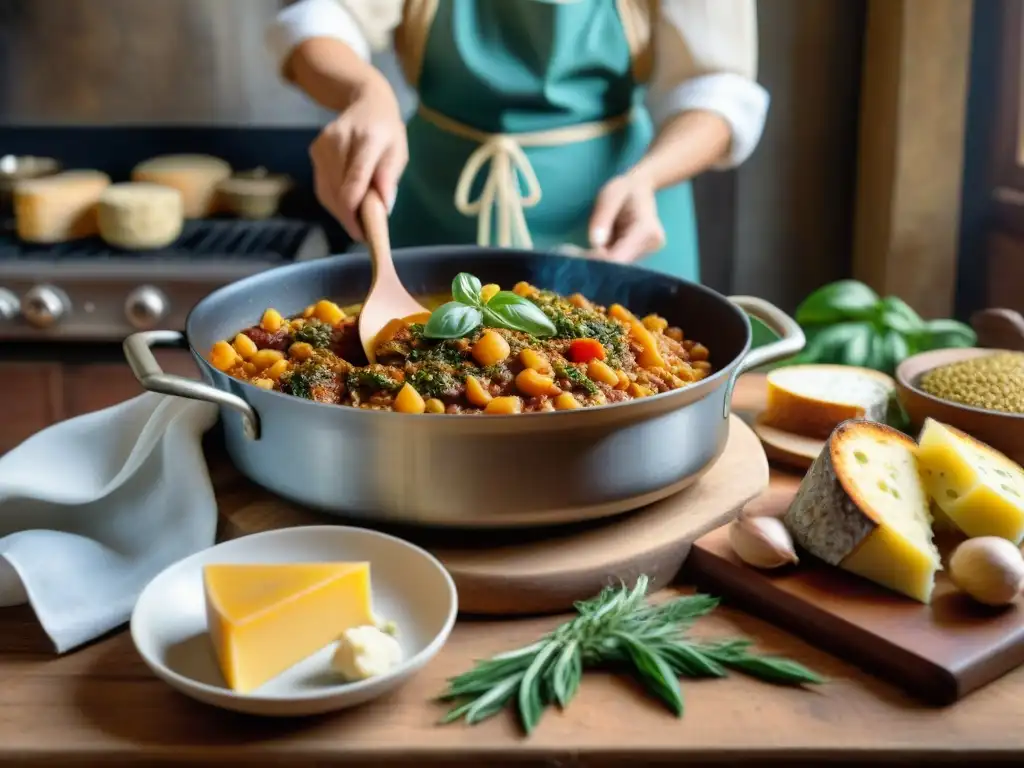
763 365 894 439
916 418 1024 544
784 420 941 603
204 562 374 693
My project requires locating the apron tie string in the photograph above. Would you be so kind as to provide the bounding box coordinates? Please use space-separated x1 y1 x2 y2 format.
417 103 635 249
454 135 541 249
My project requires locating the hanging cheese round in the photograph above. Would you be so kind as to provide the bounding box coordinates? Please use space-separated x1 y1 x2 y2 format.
97 182 185 250
131 154 231 218
13 170 111 243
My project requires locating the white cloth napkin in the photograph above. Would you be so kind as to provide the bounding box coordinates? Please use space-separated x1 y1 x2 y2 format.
0 392 219 653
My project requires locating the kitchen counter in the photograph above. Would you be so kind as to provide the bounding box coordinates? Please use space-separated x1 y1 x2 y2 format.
0 356 1022 766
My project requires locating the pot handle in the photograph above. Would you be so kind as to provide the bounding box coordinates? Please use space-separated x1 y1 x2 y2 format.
728 295 806 375
123 330 261 440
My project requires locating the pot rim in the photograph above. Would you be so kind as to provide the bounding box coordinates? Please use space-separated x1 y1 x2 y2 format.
156 246 803 429
185 248 746 422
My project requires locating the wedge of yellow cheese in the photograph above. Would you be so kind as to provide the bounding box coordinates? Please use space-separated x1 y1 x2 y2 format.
763 365 894 440
784 420 941 603
203 562 373 693
916 418 1024 544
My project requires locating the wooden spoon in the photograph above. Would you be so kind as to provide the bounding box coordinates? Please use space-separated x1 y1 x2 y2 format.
357 189 429 363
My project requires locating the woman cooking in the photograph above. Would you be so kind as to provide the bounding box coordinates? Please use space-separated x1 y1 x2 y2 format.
267 0 768 283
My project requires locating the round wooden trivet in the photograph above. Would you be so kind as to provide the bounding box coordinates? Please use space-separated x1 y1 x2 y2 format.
212 415 768 616
752 414 824 471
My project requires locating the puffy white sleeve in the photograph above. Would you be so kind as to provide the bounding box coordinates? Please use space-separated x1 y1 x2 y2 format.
649 0 770 168
265 0 404 76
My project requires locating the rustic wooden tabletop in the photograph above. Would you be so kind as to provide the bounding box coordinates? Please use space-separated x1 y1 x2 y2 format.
0 355 1022 766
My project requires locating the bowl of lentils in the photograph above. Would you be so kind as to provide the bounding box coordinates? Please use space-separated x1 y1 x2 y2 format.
896 348 1024 464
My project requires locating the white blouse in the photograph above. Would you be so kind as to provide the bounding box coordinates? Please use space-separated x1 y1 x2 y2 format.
266 0 769 168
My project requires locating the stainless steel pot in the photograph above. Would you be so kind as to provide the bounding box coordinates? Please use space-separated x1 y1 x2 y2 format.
124 247 804 528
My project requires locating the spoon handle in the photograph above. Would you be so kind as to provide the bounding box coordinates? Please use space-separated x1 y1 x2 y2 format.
360 189 395 279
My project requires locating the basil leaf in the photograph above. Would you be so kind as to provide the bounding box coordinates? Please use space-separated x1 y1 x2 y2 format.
451 273 484 307
918 318 977 351
879 296 924 334
791 322 874 366
423 302 483 339
839 324 874 367
865 333 888 372
795 280 880 325
882 329 911 372
484 291 557 337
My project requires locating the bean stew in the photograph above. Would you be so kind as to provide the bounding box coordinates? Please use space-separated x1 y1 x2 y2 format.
207 273 712 415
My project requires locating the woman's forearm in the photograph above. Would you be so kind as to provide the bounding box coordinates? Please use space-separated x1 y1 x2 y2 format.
285 37 383 113
631 110 734 190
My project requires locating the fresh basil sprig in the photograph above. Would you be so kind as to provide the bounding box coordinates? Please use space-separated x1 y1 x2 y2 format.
776 280 977 375
423 272 557 340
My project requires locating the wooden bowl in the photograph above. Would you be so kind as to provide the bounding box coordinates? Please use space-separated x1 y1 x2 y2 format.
896 348 1024 464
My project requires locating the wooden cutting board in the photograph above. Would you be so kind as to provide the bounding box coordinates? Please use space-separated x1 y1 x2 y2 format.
215 414 769 615
687 495 1024 705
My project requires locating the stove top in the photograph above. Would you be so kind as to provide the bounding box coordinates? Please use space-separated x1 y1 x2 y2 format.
0 218 329 341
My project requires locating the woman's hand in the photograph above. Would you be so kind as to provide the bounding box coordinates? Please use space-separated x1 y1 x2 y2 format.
309 68 407 241
587 171 666 264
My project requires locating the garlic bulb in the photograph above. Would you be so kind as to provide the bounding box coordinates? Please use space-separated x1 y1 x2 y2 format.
948 537 1024 607
728 514 799 569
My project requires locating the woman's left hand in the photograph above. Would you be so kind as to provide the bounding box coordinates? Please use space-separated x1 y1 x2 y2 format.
587 171 665 263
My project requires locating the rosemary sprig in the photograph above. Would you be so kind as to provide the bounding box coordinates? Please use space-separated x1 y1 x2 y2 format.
438 576 824 735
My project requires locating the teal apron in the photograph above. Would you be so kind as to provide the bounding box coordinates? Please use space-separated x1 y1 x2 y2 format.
388 0 700 283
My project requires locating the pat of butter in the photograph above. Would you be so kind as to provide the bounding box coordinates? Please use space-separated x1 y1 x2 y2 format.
332 625 403 681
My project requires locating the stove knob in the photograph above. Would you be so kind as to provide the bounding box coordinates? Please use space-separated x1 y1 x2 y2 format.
0 288 19 321
22 285 68 328
125 286 168 330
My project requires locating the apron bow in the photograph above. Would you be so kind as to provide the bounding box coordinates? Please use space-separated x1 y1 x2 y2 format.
418 103 635 250
453 135 542 249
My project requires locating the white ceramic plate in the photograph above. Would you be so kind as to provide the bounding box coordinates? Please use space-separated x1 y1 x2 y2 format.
130 526 458 716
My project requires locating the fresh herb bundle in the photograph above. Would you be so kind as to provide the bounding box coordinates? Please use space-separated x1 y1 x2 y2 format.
784 280 976 375
424 273 557 340
437 576 823 735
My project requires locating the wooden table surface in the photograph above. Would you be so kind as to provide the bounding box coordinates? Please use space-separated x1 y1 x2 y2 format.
1 354 1023 766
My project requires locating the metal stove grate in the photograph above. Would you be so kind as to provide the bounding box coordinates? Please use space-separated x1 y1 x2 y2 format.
0 218 325 263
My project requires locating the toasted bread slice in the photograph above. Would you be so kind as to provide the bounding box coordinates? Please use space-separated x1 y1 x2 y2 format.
763 365 894 439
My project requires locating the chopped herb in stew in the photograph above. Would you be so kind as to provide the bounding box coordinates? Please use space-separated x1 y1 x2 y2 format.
345 367 403 394
292 318 334 349
280 359 342 403
408 364 462 399
554 362 600 396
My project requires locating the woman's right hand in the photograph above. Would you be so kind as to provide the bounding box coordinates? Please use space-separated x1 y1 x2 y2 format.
309 68 408 241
